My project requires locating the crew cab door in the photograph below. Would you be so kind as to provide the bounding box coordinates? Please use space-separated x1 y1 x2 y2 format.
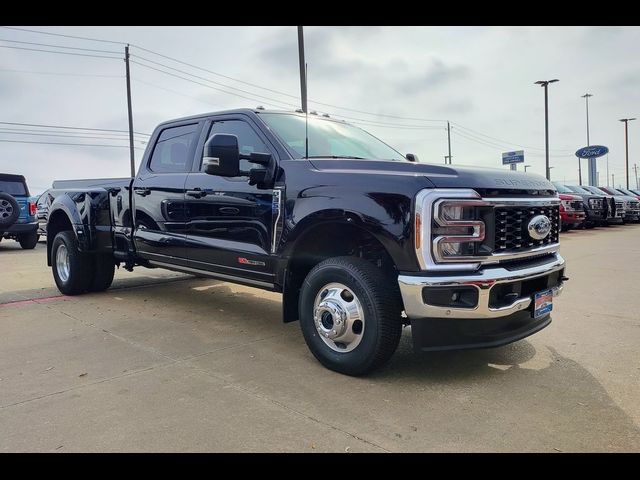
132 122 201 265
184 117 278 286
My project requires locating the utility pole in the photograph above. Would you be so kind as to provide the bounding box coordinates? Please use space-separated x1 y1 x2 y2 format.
619 118 636 189
634 163 639 190
580 93 593 185
612 173 615 188
124 44 135 177
297 26 307 113
535 79 559 180
447 121 452 164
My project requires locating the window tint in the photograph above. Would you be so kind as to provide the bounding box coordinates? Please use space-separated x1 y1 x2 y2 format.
149 124 198 173
205 120 270 174
0 180 27 195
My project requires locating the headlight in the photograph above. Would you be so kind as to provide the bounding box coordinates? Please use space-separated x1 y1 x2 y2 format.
414 189 490 271
561 199 575 211
432 199 487 261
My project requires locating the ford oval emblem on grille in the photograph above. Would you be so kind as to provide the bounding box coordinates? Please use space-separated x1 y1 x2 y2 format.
527 215 552 240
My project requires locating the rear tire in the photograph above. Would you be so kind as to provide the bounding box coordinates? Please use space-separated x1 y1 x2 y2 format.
89 254 115 292
51 231 94 295
299 256 403 376
18 231 39 249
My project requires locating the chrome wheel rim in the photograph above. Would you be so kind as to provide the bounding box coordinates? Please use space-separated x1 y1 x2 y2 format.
56 244 70 282
0 199 13 220
313 283 365 353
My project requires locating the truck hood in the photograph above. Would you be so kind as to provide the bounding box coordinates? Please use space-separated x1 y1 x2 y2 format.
308 159 555 193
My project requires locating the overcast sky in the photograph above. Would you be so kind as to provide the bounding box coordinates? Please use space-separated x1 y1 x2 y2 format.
1 26 639 194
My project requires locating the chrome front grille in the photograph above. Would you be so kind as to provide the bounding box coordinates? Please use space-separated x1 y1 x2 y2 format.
494 205 560 253
569 200 583 211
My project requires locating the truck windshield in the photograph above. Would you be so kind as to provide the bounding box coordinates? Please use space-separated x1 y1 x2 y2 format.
0 180 27 195
552 182 573 194
259 113 406 161
583 186 608 195
566 185 592 194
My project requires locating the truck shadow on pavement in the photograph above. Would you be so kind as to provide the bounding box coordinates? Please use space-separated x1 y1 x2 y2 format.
117 278 640 451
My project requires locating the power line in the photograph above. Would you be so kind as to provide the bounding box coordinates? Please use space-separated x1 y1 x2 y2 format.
0 37 121 54
133 56 448 129
130 44 446 122
451 121 573 153
0 44 121 59
132 78 224 108
0 26 125 45
131 54 300 108
0 129 147 143
0 139 144 149
0 121 150 137
0 68 123 78
130 59 297 110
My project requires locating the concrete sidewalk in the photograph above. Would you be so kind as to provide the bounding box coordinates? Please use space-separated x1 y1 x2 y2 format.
1 227 639 452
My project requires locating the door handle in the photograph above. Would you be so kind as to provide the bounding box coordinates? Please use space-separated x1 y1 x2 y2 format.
134 188 151 197
186 189 207 198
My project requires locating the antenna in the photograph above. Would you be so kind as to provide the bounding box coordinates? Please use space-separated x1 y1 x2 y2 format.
305 63 309 159
297 26 309 159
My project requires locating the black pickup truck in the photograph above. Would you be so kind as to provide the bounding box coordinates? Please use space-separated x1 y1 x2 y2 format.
45 109 566 375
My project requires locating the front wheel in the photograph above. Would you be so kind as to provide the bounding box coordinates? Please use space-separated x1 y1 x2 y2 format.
299 257 403 376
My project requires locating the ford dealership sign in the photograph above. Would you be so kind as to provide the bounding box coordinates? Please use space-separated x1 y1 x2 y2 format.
575 145 609 158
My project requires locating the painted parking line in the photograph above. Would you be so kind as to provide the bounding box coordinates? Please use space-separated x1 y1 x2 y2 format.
0 295 67 308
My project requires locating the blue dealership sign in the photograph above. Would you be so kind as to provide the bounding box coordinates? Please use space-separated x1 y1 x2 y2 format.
502 150 525 165
575 145 609 158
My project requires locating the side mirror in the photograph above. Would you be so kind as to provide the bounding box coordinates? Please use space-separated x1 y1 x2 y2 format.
203 134 240 177
406 153 419 162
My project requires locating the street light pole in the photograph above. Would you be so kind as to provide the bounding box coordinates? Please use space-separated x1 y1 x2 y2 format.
619 118 636 189
447 121 452 164
535 79 559 180
580 93 593 185
606 154 610 187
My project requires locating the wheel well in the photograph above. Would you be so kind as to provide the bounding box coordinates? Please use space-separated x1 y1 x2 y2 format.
46 210 73 265
282 222 397 323
134 210 159 229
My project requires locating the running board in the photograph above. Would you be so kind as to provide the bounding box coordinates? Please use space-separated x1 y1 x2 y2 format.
148 260 276 291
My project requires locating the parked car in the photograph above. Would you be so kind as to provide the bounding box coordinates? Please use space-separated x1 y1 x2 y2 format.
596 186 640 223
44 108 567 375
551 183 586 231
35 189 52 237
0 173 39 249
580 185 625 224
560 184 608 227
614 188 640 223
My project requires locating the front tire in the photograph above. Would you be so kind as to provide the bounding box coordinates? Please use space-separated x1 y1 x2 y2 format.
51 231 94 295
18 231 39 249
299 257 403 376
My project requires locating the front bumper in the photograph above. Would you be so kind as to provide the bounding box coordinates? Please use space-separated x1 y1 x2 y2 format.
561 211 585 224
398 254 565 351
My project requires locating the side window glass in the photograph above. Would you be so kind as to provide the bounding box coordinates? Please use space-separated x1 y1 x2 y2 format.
205 120 270 175
149 124 198 173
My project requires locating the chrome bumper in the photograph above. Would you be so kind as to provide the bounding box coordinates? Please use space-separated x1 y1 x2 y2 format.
398 254 565 320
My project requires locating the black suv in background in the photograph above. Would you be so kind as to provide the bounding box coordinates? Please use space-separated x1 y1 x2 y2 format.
556 183 607 228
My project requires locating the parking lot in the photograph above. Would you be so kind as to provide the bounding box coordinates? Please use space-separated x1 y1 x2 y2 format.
1 225 639 452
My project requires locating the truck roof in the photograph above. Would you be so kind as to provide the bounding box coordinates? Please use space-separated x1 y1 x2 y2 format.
157 108 342 128
0 173 27 183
